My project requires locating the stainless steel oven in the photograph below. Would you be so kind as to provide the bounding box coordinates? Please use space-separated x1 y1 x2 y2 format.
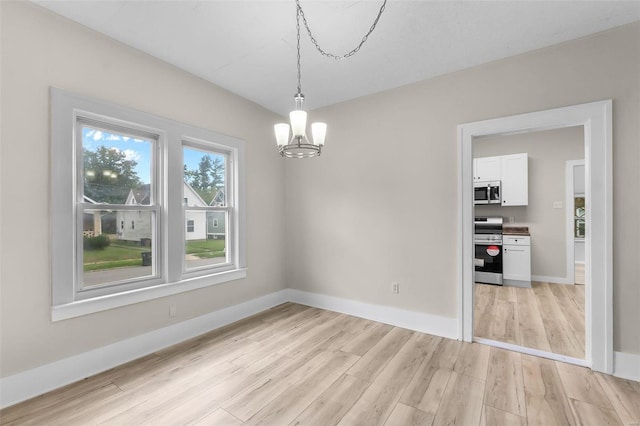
474 217 503 285
474 181 501 205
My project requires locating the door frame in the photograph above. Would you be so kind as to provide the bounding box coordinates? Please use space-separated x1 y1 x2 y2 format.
457 100 613 373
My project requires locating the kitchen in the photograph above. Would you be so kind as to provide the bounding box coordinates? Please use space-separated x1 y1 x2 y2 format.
472 126 586 360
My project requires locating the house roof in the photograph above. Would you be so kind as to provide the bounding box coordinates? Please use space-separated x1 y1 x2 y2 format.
126 184 150 205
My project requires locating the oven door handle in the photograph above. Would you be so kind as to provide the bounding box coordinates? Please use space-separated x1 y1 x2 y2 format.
475 242 503 246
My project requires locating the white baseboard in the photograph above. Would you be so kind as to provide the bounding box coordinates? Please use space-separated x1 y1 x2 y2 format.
0 289 289 409
531 275 574 285
613 351 640 382
288 289 457 340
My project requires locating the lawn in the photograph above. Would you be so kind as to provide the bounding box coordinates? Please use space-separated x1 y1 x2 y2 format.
84 237 224 271
186 239 226 258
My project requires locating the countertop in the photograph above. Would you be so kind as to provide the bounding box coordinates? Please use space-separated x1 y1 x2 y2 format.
502 226 530 236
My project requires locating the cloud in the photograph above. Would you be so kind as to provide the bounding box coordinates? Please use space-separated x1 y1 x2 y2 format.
123 149 142 162
92 130 103 141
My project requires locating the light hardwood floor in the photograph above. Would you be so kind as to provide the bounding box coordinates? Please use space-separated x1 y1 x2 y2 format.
474 282 585 359
2 303 639 425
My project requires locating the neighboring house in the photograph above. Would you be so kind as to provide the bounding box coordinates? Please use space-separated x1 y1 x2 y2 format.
208 188 226 239
82 195 116 236
183 183 208 241
116 182 219 243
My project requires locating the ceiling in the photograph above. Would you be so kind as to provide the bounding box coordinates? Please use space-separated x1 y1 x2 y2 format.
34 1 640 116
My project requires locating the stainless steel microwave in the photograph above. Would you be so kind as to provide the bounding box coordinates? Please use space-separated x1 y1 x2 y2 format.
474 181 501 205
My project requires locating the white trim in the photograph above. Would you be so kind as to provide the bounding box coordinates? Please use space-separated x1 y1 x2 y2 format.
288 289 457 339
458 100 613 373
530 275 574 285
52 269 247 321
613 351 640 382
474 337 589 367
1 289 289 409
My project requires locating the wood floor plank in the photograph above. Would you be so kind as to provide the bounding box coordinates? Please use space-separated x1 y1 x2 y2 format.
594 372 640 425
484 405 527 426
454 341 490 380
485 347 527 417
339 333 432 426
120 352 293 426
346 327 414 381
290 374 370 426
244 351 359 426
548 284 585 351
222 348 343 421
570 399 623 426
1 383 121 426
533 283 584 358
191 408 243 426
384 403 433 426
431 372 484 426
516 287 551 352
556 362 614 410
342 322 394 356
474 284 497 338
521 354 577 426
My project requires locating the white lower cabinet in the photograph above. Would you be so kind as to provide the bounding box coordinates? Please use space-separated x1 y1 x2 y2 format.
503 235 531 287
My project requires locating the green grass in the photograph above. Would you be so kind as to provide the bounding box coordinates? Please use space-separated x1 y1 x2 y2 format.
83 243 146 263
83 237 224 271
84 259 143 272
186 239 225 254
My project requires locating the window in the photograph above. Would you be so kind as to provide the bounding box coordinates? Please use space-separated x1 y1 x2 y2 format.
51 88 246 320
574 196 586 239
183 145 230 271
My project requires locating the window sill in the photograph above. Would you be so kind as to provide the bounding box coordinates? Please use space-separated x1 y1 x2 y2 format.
51 268 247 322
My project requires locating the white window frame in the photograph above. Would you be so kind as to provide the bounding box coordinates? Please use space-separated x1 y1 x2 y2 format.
186 220 195 233
51 88 247 321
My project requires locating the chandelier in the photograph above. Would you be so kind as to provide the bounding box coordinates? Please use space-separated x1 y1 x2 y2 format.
274 0 387 158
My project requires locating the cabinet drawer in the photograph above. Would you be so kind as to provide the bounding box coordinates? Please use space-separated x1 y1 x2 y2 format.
503 235 530 246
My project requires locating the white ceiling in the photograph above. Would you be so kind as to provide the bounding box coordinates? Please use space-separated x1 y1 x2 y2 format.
34 1 640 116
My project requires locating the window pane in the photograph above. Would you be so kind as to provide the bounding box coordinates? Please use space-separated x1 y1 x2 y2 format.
185 211 227 269
82 209 155 288
82 126 153 205
183 146 226 207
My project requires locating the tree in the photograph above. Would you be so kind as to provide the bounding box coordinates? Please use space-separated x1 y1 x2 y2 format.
84 146 142 204
184 154 225 204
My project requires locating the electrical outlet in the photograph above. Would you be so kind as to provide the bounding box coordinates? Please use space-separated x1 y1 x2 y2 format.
509 217 515 224
169 304 177 317
553 201 563 209
391 282 399 294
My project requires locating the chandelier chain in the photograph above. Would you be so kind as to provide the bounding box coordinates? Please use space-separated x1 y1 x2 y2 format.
295 0 387 60
296 4 302 94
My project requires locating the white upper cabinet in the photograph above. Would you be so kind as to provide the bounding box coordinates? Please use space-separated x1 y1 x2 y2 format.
501 153 528 206
473 156 501 182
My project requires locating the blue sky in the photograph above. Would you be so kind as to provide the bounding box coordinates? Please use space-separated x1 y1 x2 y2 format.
83 127 224 184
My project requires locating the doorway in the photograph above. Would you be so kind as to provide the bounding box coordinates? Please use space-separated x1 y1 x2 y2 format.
472 128 585 362
457 100 613 373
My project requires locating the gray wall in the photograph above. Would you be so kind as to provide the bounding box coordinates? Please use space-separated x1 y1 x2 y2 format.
0 2 286 377
474 126 584 280
285 22 640 354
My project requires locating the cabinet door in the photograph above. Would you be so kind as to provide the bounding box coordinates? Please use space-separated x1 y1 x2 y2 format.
501 153 528 206
474 156 501 181
503 245 531 281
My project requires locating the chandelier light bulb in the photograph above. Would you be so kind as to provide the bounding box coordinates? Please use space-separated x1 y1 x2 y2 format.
274 123 290 147
311 122 327 146
290 110 307 137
